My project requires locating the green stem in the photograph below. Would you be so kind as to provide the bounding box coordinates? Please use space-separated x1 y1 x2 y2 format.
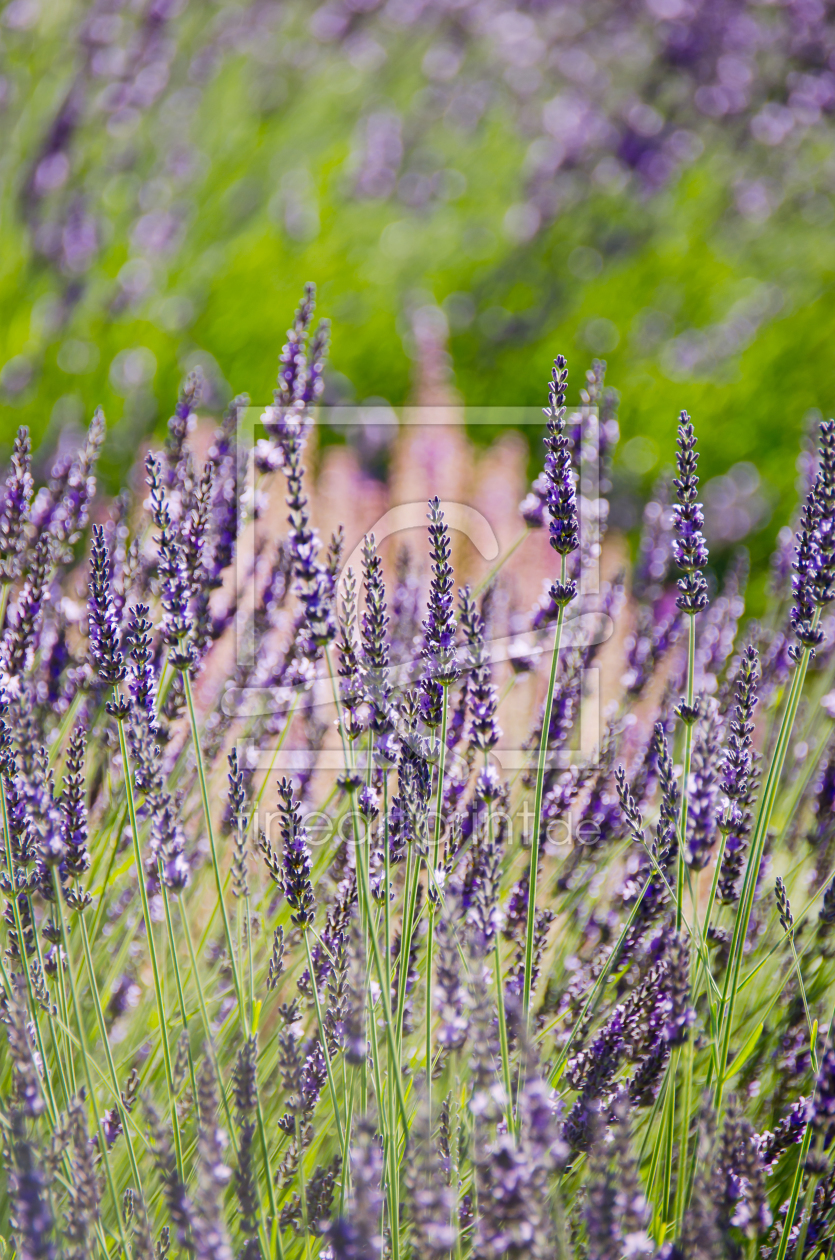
776 1126 815 1260
160 879 201 1118
662 1049 678 1223
76 907 145 1195
303 931 345 1148
494 933 514 1137
715 629 815 1113
396 844 417 1050
181 669 245 1014
550 872 654 1083
0 783 64 1122
673 1033 694 1235
675 614 697 933
426 687 450 1108
339 1071 355 1215
115 711 184 1179
89 803 130 941
51 867 131 1258
366 982 399 1260
524 558 566 1023
353 827 409 1136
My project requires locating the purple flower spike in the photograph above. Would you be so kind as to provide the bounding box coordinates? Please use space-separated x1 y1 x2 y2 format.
459 586 501 753
88 524 126 687
672 413 709 615
421 498 459 710
0 427 33 585
791 419 835 658
277 777 315 929
543 356 579 560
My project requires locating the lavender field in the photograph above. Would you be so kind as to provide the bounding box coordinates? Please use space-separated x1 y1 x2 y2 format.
0 282 833 1259
6 2 835 1258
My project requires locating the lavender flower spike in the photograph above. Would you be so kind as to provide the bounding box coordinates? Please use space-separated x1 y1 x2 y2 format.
459 586 501 753
790 419 835 658
423 498 459 686
361 533 393 739
277 777 316 929
543 355 579 605
0 532 50 691
0 427 33 586
61 726 90 880
672 413 709 615
685 699 721 871
718 646 759 903
125 603 157 730
88 524 126 686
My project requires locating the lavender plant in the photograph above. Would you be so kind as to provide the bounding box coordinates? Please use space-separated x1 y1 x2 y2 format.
5 283 835 1260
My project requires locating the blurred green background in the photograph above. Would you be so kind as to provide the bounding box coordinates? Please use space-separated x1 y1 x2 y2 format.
3 0 835 608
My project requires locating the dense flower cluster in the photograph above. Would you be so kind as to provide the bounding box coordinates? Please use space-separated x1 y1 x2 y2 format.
3 286 835 1260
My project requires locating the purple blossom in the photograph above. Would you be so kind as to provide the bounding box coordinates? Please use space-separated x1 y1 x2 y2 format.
361 533 393 736
46 408 106 565
281 433 338 658
88 524 126 687
459 586 501 753
324 1121 384 1260
685 699 721 871
152 795 190 893
0 534 51 693
718 646 760 903
0 427 33 585
60 726 89 880
146 453 192 653
790 419 835 657
125 604 157 730
542 356 579 606
672 414 709 615
422 498 459 696
277 777 315 929
164 369 202 482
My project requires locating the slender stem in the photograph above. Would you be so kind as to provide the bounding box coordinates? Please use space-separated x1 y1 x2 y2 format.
426 686 450 1108
116 711 184 1178
26 886 72 1108
54 927 78 1096
473 526 529 597
550 872 654 1083
76 907 146 1195
89 803 130 940
494 933 514 1136
662 1049 678 1223
1 781 65 1123
396 844 417 1049
789 936 819 1072
303 931 345 1148
160 879 201 1115
339 1070 355 1215
295 1114 309 1257
673 1031 694 1235
181 669 281 1232
776 1112 816 1260
181 669 245 1014
353 828 409 1135
485 787 514 1135
366 981 399 1260
675 614 697 932
51 867 131 1258
715 631 815 1113
524 556 567 1023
